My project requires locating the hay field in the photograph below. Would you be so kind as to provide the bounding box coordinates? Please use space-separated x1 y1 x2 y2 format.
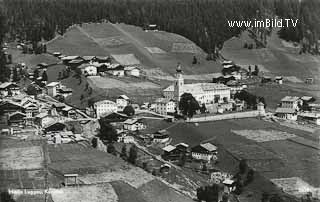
145 47 166 54
51 184 118 202
232 129 296 142
0 146 43 170
171 43 202 54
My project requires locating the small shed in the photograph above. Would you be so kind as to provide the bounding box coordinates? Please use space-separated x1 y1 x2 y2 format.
64 174 78 186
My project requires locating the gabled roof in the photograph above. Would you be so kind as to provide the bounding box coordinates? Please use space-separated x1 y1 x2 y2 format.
118 95 130 100
82 56 96 61
300 96 313 102
175 143 189 148
200 143 217 152
46 82 60 87
123 118 139 125
192 142 217 153
163 85 174 92
61 56 81 61
162 145 176 152
0 82 19 89
281 96 300 102
78 63 98 69
9 111 26 118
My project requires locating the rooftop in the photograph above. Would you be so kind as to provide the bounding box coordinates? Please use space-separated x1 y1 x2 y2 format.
275 107 296 114
111 54 141 66
200 142 217 152
281 96 300 102
162 145 176 152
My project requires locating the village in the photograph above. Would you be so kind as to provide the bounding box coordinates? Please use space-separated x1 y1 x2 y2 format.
1 35 320 202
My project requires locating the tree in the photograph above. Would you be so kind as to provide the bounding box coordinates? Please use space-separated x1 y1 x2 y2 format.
178 152 186 167
107 143 116 155
200 103 207 114
192 55 198 64
33 69 39 80
98 119 118 142
128 145 138 165
26 84 39 96
42 70 48 81
179 93 200 118
253 65 259 76
261 192 270 202
120 145 127 160
12 68 20 82
0 191 15 202
123 105 135 116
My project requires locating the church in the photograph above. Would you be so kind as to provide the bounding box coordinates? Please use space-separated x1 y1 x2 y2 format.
163 64 231 105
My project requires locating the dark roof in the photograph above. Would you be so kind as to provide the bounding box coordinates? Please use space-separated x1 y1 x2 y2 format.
191 143 217 154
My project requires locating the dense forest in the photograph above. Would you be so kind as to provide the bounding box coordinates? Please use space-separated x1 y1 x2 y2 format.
0 0 319 81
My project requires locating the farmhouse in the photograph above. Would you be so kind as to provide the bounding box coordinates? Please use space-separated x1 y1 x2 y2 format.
164 64 231 104
35 113 56 127
7 112 26 126
0 82 20 97
93 100 117 118
117 133 135 143
123 118 146 131
58 87 73 98
107 64 125 77
275 76 283 84
191 142 218 162
163 85 175 100
116 95 130 111
162 143 189 160
154 98 176 115
44 122 67 133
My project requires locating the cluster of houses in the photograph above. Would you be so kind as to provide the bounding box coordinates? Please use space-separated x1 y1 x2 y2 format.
52 52 141 78
0 81 88 143
275 95 320 125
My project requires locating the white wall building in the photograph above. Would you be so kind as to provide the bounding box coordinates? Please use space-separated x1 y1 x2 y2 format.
164 64 231 105
191 143 218 162
123 118 146 131
0 82 20 97
155 98 176 115
94 100 117 118
78 64 97 76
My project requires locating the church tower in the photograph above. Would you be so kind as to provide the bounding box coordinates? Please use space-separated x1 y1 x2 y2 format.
174 63 184 102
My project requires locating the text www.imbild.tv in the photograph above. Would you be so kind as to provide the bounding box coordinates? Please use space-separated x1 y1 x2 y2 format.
227 18 298 28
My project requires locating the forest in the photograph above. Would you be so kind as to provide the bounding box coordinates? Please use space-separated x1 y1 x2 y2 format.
0 0 319 81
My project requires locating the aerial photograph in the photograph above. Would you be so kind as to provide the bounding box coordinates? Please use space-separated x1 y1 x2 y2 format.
0 0 319 201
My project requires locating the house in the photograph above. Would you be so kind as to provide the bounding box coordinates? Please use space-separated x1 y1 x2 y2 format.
191 142 218 162
123 118 146 131
8 112 26 126
261 76 272 83
0 82 20 97
222 179 237 193
37 63 49 69
46 82 61 97
155 98 176 115
68 59 84 68
93 100 117 118
82 56 97 63
280 96 302 110
305 78 314 84
117 133 135 143
309 103 320 111
153 130 170 144
298 112 320 125
44 122 67 133
78 64 97 76
124 66 140 77
275 107 298 120
0 100 24 115
162 143 189 160
163 85 175 100
95 56 110 63
58 87 73 98
102 112 129 123
300 96 315 103
61 56 82 65
107 64 125 77
116 95 130 111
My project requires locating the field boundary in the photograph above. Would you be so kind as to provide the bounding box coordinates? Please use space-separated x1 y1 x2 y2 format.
187 110 265 122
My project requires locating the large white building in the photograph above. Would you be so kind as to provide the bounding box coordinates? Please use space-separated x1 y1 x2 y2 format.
163 64 231 104
94 100 117 118
155 98 176 115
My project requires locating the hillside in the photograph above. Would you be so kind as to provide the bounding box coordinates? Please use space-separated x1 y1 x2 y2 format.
48 22 222 77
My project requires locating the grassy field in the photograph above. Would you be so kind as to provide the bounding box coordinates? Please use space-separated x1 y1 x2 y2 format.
167 118 319 188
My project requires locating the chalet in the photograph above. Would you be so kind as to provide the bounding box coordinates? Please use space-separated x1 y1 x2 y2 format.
123 118 146 131
124 66 140 77
154 98 176 115
0 82 20 97
0 100 24 115
46 82 61 97
44 122 67 133
298 112 320 125
275 107 298 120
8 112 26 126
163 85 175 100
300 96 315 103
68 59 84 68
162 143 189 160
116 95 130 111
153 130 170 144
191 142 218 162
95 56 110 63
309 103 320 111
212 75 235 84
222 179 236 193
78 64 97 76
53 52 61 57
102 112 129 123
117 133 135 143
82 56 97 63
94 100 117 118
61 56 82 65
